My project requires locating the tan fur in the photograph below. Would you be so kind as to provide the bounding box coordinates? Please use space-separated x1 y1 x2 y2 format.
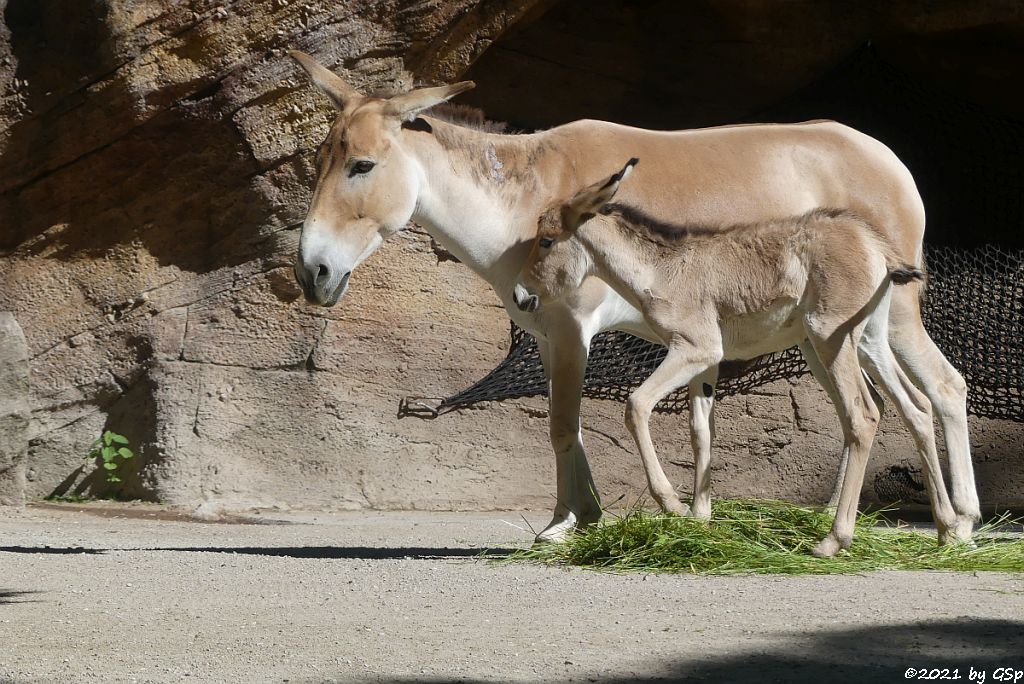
520 169 955 556
288 52 979 544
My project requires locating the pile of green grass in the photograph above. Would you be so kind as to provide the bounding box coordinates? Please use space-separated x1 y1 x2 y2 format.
509 499 1024 575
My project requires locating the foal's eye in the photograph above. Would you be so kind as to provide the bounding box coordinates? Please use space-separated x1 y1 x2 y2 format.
349 160 376 177
539 238 554 249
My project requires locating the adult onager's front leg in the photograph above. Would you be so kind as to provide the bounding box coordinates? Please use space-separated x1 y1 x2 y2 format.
535 324 602 542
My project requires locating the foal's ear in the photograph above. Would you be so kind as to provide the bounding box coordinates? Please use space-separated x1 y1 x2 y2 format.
384 81 476 122
289 51 363 111
566 158 639 228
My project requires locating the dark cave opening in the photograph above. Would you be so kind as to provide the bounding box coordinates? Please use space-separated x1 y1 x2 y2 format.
461 0 1024 248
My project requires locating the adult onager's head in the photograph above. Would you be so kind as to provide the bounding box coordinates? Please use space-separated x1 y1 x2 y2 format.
289 51 474 306
515 158 638 313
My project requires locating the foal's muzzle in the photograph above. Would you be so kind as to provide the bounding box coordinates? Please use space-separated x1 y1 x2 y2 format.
512 284 540 313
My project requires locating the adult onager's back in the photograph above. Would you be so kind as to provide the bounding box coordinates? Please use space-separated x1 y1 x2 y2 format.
516 160 960 556
286 52 977 544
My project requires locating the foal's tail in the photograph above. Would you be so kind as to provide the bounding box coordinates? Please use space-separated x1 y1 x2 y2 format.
864 220 927 286
888 263 926 285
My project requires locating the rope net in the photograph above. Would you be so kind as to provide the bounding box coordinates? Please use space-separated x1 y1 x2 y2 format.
399 46 1024 424
400 245 1023 421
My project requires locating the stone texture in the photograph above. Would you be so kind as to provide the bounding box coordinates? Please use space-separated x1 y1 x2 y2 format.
0 0 1020 511
0 312 29 505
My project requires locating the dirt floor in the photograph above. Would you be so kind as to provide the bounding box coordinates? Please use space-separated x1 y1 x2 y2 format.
1 503 1023 684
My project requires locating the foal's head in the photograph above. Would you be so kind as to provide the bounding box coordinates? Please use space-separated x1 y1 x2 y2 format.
289 51 474 306
514 158 638 313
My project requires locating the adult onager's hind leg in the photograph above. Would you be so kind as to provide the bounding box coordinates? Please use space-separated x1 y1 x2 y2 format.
857 330 960 542
535 331 602 543
687 367 718 520
625 342 721 515
888 287 980 536
807 329 881 558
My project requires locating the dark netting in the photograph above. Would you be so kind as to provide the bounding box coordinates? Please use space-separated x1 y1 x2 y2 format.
399 245 1024 420
921 244 1024 420
398 45 1024 423
873 464 930 506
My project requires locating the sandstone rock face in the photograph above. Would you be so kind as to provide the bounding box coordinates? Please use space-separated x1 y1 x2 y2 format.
1 0 1020 511
0 312 29 505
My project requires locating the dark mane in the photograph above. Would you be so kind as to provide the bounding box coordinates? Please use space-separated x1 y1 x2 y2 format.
599 204 855 247
599 203 723 243
422 103 510 134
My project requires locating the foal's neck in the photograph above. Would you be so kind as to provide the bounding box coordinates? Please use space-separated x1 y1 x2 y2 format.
577 217 671 309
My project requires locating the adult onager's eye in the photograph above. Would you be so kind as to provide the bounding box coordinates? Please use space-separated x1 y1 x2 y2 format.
349 160 376 177
539 238 554 249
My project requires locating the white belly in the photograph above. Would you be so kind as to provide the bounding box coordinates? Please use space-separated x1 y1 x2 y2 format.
718 300 805 360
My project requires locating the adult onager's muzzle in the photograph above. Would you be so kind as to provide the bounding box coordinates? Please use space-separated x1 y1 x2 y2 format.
294 258 351 307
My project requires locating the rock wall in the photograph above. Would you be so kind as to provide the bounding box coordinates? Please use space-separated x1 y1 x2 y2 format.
1 0 1020 512
0 312 29 504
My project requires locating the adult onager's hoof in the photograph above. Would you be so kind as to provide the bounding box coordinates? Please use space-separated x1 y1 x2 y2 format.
811 534 848 558
686 503 711 521
534 510 601 544
673 501 693 517
938 517 977 548
654 494 690 517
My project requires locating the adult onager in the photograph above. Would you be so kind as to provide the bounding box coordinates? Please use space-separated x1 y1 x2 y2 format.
515 160 959 556
286 51 979 543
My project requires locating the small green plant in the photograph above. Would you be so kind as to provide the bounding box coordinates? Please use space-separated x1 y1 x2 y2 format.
87 430 134 483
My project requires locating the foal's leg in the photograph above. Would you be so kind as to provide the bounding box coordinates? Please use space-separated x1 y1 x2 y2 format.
888 293 980 536
806 332 881 558
799 340 851 509
687 366 718 520
535 330 601 543
625 343 720 515
800 341 885 510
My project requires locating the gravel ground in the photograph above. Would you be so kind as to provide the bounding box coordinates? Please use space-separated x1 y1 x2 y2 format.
1 503 1022 683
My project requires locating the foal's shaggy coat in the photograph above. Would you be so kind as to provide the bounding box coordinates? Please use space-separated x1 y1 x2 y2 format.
517 160 958 557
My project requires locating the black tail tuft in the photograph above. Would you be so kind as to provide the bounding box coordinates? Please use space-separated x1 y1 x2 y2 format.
890 265 926 285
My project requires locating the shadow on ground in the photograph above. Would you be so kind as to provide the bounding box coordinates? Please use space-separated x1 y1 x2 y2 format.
0 589 42 605
337 618 1024 684
0 546 515 560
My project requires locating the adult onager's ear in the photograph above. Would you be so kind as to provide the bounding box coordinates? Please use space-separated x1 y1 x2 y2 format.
289 50 362 110
566 157 639 227
384 81 476 122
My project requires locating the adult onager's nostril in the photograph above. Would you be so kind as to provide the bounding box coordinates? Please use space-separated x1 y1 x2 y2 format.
314 264 330 287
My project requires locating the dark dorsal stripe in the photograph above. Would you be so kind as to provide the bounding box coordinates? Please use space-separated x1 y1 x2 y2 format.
598 204 857 245
598 203 723 241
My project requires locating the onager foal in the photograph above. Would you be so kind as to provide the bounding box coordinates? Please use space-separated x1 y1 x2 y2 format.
516 159 959 557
